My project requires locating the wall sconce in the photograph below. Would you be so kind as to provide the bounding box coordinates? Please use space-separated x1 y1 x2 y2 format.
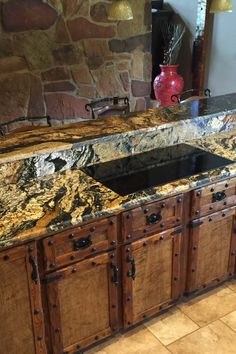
108 0 134 21
210 0 233 13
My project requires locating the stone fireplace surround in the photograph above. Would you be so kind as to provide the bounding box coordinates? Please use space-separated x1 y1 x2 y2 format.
0 0 152 133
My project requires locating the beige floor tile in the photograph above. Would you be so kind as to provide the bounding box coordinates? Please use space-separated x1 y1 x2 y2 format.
86 326 170 354
144 308 199 346
168 320 236 354
178 285 236 327
221 310 236 332
227 278 236 292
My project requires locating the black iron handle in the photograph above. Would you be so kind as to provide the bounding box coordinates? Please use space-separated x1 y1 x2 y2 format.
127 257 136 280
111 264 119 285
29 255 39 284
130 259 136 280
74 235 92 251
146 212 162 225
212 191 226 203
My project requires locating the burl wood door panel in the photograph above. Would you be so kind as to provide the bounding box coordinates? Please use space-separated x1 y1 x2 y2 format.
0 242 46 354
122 195 183 242
187 207 236 293
43 216 117 271
45 251 119 354
122 227 182 327
191 178 236 218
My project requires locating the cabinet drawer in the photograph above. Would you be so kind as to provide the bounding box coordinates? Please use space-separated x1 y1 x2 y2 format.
191 178 236 218
122 195 183 242
43 216 117 271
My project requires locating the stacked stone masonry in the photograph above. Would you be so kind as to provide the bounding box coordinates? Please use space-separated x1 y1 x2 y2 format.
0 0 152 129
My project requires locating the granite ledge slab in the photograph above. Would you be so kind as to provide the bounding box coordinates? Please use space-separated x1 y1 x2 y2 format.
0 93 236 184
0 128 236 251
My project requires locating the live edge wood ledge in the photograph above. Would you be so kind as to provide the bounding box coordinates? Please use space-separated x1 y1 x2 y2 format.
1 93 236 354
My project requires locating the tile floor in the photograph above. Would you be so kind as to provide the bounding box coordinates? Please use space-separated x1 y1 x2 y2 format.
86 279 236 354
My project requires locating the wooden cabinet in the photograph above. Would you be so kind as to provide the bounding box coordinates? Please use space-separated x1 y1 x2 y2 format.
45 251 119 354
1 179 236 353
122 226 182 327
0 242 46 354
187 207 236 293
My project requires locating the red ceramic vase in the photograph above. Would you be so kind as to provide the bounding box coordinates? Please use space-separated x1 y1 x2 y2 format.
153 65 184 107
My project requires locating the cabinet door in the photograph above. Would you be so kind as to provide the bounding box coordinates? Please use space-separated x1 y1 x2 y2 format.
0 242 46 354
187 208 236 293
45 251 119 354
122 227 182 327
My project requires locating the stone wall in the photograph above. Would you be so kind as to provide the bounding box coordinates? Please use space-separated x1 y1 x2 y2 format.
0 0 152 127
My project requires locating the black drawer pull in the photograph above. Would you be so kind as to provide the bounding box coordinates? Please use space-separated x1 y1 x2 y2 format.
74 235 92 250
111 264 119 285
127 258 136 280
29 255 39 284
146 212 162 225
212 191 226 203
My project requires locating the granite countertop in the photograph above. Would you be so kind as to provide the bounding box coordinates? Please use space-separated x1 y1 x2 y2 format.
1 93 236 163
1 127 236 250
1 93 236 186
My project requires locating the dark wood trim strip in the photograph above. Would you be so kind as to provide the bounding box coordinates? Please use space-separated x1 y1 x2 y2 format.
192 0 213 91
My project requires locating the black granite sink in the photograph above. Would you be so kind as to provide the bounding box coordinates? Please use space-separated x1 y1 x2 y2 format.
82 144 234 196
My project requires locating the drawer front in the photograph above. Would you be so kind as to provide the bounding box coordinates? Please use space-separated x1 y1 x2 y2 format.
43 216 117 271
122 195 183 242
191 178 236 218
